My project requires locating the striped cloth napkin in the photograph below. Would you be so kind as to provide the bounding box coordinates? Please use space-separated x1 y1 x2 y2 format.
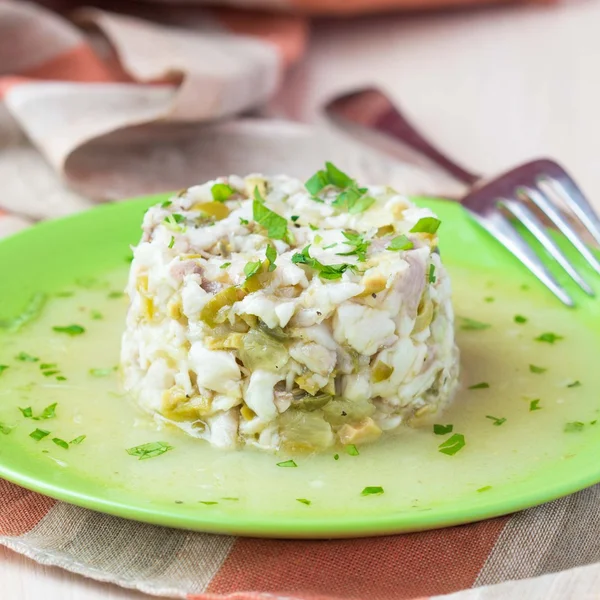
5 2 600 600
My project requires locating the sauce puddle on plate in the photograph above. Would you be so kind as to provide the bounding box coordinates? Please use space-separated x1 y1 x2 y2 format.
0 266 598 519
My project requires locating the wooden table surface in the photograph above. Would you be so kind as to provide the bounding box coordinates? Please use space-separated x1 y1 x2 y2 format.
4 0 600 597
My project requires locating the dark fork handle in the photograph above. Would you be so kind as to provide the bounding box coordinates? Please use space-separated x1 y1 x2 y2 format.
325 87 480 187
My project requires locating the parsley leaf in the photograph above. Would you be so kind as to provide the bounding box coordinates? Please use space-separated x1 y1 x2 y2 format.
485 415 506 426
198 501 218 505
477 486 492 493
410 217 441 234
291 215 300 222
126 441 174 460
567 380 581 388
361 486 384 496
0 365 9 376
70 435 86 445
89 367 117 377
220 262 231 269
52 324 85 336
334 453 340 460
252 189 289 240
514 315 528 324
0 422 14 435
565 421 585 433
19 407 33 418
15 352 39 363
387 235 414 252
536 332 563 344
168 236 175 249
433 424 453 435
239 217 249 226
459 317 491 330
529 364 547 374
428 264 437 283
211 183 235 202
336 231 370 262
325 161 354 188
91 310 103 320
296 498 312 505
346 444 360 456
164 214 186 232
438 433 466 456
276 459 297 468
161 200 172 208
34 403 57 420
529 399 542 411
243 261 262 280
469 382 490 389
292 245 356 280
52 437 69 449
30 428 50 441
266 244 277 272
305 170 330 195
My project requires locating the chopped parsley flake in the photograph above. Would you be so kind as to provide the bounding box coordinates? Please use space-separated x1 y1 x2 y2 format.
336 231 370 262
361 486 384 496
529 364 547 374
220 262 231 269
126 441 174 460
221 497 239 501
477 486 492 493
266 244 277 272
15 352 39 363
332 185 375 214
243 260 262 280
529 399 542 411
0 422 15 435
34 403 57 420
485 415 506 426
428 264 437 284
309 224 318 231
410 217 441 234
40 363 56 370
164 214 186 232
386 234 415 252
433 424 453 435
252 188 289 241
211 183 235 202
91 310 103 320
459 317 491 331
161 200 172 208
334 453 340 460
108 291 124 299
198 501 218 505
239 218 249 226
484 297 495 303
291 215 300 222
346 444 360 456
565 421 585 433
70 435 86 445
0 365 9 376
323 243 338 250
89 367 117 377
56 376 67 382
52 438 69 450
292 245 357 280
19 407 33 418
514 315 527 323
567 381 581 388
591 420 598 426
469 382 490 389
438 433 466 456
52 324 85 336
168 236 175 249
296 498 312 505
536 332 563 344
42 370 59 377
30 428 50 441
306 162 354 195
0 292 47 333
314 234 323 245
276 459 297 468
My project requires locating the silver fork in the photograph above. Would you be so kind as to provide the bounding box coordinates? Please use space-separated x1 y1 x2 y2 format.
324 87 600 306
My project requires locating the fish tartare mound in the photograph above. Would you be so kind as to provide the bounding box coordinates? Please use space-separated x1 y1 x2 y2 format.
121 163 459 451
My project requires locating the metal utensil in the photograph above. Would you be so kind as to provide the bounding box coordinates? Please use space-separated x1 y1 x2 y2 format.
325 87 600 306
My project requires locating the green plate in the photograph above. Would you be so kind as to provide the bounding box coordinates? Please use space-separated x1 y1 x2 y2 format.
0 194 599 538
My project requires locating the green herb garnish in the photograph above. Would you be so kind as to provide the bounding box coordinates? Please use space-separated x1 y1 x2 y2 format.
433 424 453 435
52 437 69 449
198 501 218 505
0 365 9 376
0 422 15 435
386 235 414 252
346 444 360 456
163 214 186 232
276 459 297 468
296 498 312 505
567 381 581 388
126 441 174 460
410 217 441 234
29 428 50 441
535 332 563 344
266 244 277 272
70 435 86 445
91 310 103 320
323 243 338 250
484 297 494 303
89 367 117 377
52 324 85 336
161 200 172 208
292 245 357 280
361 486 384 496
529 399 542 411
0 292 47 332
56 376 67 382
243 260 262 280
428 264 437 284
220 262 231 269
211 183 235 202
221 497 239 501
108 291 124 299
19 407 33 418
336 231 370 262
15 352 39 363
332 185 375 214
477 486 492 493
565 421 585 433
469 382 490 389
529 365 547 374
168 236 175 249
334 453 340 460
252 188 289 241
239 217 249 226
459 317 491 331
438 433 466 456
42 370 59 377
40 363 56 370
34 403 57 420
485 415 506 426
291 215 300 222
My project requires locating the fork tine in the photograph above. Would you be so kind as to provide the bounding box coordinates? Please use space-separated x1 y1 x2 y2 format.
466 208 574 307
521 186 600 275
541 175 600 247
502 199 594 296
